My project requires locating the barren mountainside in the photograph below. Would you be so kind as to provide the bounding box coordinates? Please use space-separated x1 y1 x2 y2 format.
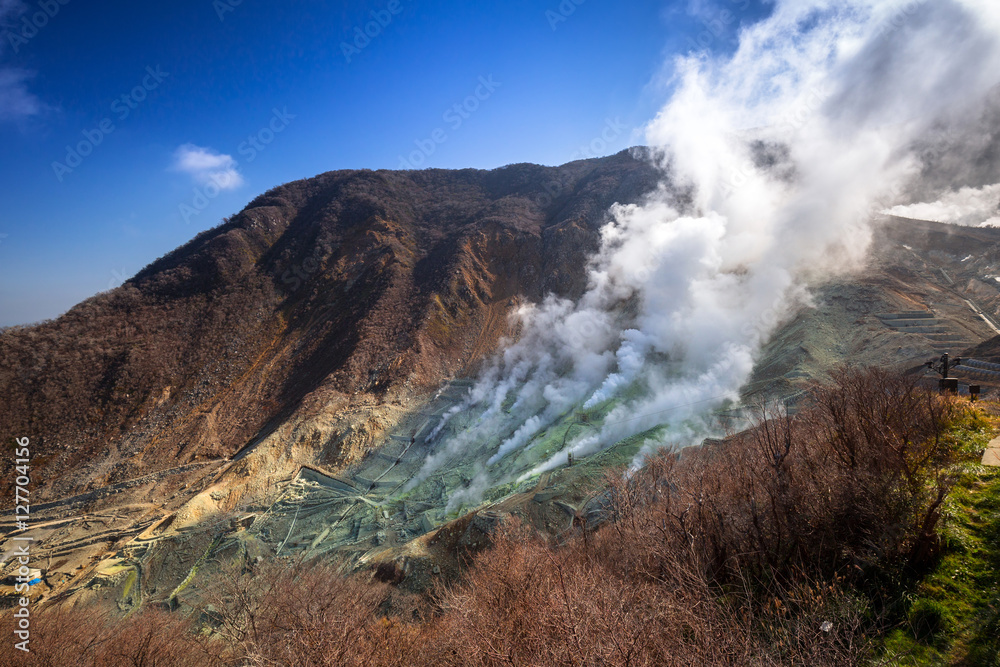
0 150 665 501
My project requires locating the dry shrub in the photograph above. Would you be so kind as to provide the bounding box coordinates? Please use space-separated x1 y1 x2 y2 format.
431 523 875 666
579 366 958 664
431 521 734 666
0 606 219 667
603 367 956 587
207 558 433 667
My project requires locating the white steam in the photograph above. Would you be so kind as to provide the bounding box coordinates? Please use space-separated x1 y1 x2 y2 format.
412 0 1000 512
886 182 1000 227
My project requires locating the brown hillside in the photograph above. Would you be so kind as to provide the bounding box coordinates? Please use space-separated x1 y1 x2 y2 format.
0 150 666 501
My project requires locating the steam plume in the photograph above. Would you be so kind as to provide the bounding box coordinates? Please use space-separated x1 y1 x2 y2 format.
414 0 1000 511
887 182 1000 226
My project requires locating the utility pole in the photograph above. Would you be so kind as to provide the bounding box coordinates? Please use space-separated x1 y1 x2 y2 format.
926 353 962 393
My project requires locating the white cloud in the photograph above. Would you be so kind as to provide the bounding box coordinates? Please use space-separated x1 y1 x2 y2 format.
171 144 244 190
0 68 43 122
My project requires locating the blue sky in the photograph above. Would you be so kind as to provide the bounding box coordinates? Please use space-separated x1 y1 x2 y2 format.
0 0 773 327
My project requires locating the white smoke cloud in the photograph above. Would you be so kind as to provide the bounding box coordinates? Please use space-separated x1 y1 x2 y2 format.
413 0 1000 511
886 182 1000 227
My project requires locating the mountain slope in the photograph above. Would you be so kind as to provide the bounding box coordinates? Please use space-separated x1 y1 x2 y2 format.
7 153 1000 615
0 150 665 501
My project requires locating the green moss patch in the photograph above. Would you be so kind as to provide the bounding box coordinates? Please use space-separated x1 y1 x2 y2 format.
883 407 1000 666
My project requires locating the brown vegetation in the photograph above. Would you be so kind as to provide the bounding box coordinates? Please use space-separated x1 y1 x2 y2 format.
0 368 966 666
610 366 955 589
